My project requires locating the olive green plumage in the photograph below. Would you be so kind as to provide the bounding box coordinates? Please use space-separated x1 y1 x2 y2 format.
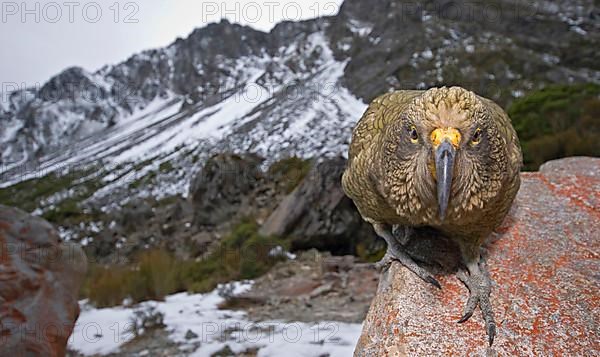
342 86 522 248
342 86 522 345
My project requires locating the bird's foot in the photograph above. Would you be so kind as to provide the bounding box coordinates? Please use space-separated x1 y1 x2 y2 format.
373 223 441 289
456 259 496 346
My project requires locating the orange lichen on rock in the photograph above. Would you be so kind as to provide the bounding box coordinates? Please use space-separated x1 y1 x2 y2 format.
355 157 600 356
0 205 87 356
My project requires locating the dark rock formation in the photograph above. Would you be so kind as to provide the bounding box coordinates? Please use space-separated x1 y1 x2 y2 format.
335 0 600 104
354 157 600 356
187 155 379 256
259 157 377 255
189 153 264 228
119 198 154 233
0 205 87 356
80 195 202 264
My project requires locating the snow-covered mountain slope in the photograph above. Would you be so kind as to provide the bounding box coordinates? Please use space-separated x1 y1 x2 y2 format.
0 29 365 206
1 0 599 207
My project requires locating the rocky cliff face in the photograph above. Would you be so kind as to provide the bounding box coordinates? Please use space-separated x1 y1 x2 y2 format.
354 157 600 356
335 0 600 102
260 157 376 254
189 153 265 229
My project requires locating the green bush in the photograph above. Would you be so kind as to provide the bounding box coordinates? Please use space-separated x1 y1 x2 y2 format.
355 242 386 263
159 161 174 173
42 198 105 224
0 173 77 212
508 83 600 170
42 199 81 223
0 169 104 224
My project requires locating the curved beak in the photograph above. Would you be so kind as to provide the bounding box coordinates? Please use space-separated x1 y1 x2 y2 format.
435 139 455 221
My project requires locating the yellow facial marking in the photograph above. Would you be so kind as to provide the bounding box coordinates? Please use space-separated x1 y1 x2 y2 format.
430 127 461 148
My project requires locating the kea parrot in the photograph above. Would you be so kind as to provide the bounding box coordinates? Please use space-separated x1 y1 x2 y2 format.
342 86 522 345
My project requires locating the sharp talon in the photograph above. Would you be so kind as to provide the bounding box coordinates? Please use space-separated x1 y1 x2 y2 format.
427 276 442 289
457 311 473 323
378 263 391 274
457 256 497 346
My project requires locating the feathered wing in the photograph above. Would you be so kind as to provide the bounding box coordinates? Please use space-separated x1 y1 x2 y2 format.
343 90 422 223
480 96 522 182
478 96 523 233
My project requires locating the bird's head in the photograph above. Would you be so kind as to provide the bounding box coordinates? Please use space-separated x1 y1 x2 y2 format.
381 87 505 224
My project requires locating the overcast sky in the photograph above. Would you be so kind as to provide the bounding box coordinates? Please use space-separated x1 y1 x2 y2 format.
0 0 343 87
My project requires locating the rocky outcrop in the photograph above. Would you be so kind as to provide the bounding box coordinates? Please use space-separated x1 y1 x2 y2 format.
354 157 600 356
0 205 87 356
189 153 264 228
259 157 377 255
187 155 379 256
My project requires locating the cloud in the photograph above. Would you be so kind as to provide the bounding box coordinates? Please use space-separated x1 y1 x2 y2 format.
0 0 342 85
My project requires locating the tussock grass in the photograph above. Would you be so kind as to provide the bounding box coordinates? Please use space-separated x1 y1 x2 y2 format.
82 219 288 307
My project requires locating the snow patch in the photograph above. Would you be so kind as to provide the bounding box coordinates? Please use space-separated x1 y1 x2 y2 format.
69 281 362 356
347 19 373 37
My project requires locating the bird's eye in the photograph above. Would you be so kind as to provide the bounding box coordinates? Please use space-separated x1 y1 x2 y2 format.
471 128 482 145
408 125 418 143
